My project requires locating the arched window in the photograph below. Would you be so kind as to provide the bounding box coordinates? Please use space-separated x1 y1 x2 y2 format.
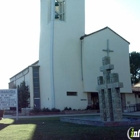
55 0 65 21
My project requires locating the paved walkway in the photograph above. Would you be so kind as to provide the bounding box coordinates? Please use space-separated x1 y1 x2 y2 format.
3 113 99 119
3 111 140 119
123 111 140 116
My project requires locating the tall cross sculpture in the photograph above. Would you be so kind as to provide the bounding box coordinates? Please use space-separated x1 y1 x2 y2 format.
103 39 114 56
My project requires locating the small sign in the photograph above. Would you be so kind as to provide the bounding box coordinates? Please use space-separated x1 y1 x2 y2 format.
0 89 17 109
0 89 18 120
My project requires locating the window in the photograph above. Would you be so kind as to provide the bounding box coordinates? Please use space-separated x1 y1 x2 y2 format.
32 67 40 108
34 89 40 98
33 72 39 78
33 67 39 73
55 0 65 21
67 92 77 96
33 81 39 87
81 99 87 101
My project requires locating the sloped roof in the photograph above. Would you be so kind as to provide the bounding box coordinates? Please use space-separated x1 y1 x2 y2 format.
10 60 39 80
80 26 130 44
132 83 140 92
133 83 140 88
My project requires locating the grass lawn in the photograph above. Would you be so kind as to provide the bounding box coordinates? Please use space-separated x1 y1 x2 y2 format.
0 117 140 140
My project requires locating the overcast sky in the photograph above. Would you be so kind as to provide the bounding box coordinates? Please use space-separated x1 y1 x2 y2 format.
0 0 140 88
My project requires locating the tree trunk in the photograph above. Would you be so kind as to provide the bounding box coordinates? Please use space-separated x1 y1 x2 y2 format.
0 110 4 120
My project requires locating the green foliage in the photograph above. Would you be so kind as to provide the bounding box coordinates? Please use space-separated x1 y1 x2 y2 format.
30 108 41 113
64 107 69 110
17 81 30 109
51 108 60 112
42 107 51 112
64 107 72 111
130 52 140 84
30 107 60 113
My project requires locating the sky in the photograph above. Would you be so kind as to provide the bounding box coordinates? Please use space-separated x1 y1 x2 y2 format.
0 0 140 89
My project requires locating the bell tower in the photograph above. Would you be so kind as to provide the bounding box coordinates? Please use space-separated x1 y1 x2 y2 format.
39 0 85 109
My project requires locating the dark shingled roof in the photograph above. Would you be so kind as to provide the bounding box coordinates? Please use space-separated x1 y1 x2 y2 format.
80 26 130 44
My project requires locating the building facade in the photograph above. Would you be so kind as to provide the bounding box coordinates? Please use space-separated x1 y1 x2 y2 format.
9 0 133 111
9 61 39 109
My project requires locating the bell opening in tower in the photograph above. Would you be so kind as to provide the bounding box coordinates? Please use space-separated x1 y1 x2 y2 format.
55 0 65 21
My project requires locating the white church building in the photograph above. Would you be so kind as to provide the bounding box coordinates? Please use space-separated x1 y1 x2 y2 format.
9 0 134 111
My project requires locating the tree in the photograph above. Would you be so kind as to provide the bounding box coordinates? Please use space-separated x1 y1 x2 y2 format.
18 81 30 109
130 52 140 84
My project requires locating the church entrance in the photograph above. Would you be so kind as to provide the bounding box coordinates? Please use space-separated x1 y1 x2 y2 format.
87 92 99 110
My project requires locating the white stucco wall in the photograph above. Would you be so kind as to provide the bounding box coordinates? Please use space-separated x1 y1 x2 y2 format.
125 93 136 105
82 28 132 93
54 0 86 110
135 94 140 104
39 0 54 109
39 0 87 110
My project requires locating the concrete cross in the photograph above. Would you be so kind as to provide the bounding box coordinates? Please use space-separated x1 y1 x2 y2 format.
103 39 114 56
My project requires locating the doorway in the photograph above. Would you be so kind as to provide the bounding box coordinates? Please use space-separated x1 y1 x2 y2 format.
87 92 99 110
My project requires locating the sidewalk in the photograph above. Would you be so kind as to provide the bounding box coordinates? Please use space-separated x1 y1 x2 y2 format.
3 111 140 119
123 111 140 116
3 113 99 119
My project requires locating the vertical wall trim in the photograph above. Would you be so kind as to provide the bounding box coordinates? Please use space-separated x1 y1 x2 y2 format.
50 0 55 108
81 40 83 81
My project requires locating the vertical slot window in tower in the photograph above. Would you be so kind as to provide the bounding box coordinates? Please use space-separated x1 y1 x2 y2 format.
33 66 40 109
55 0 65 21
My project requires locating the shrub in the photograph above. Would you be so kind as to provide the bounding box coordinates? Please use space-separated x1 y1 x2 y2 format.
51 108 60 112
86 105 93 110
42 107 51 112
30 107 61 113
64 107 72 111
30 108 41 113
68 107 72 110
64 107 69 110
17 81 30 110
